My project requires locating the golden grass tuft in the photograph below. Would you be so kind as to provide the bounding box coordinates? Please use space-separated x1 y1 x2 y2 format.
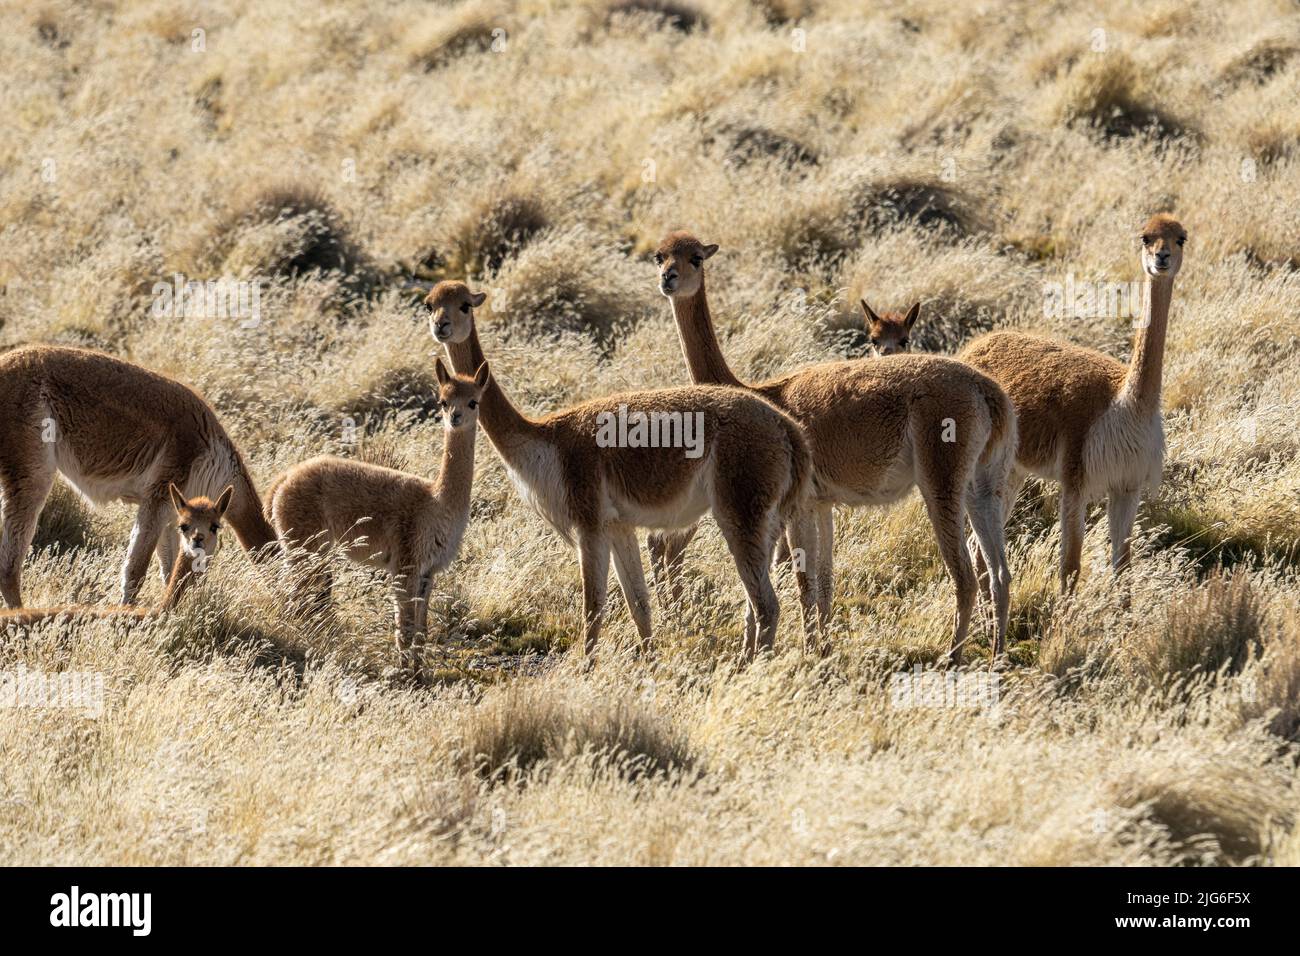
1050 51 1193 142
454 680 696 782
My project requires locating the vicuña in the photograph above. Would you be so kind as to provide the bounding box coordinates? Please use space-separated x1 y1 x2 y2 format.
266 360 489 677
0 346 277 608
653 232 1017 664
427 280 813 658
959 213 1187 589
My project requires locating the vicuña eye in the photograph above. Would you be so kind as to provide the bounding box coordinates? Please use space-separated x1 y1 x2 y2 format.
1177 237 1185 246
459 303 470 313
690 256 702 267
210 524 219 533
179 524 190 533
654 253 664 265
1141 235 1152 246
468 400 478 409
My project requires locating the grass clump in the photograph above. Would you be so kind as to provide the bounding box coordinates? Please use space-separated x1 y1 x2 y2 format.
455 681 695 782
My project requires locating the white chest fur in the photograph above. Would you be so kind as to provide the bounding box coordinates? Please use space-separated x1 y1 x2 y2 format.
1081 402 1165 500
500 436 572 540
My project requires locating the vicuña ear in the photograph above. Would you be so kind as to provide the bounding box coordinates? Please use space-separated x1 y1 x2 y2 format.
904 302 921 330
473 361 491 390
702 243 719 259
168 482 188 515
216 485 234 517
469 291 487 308
434 357 451 386
860 298 882 325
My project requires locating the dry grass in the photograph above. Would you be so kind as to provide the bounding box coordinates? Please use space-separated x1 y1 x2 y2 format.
1 0 1299 865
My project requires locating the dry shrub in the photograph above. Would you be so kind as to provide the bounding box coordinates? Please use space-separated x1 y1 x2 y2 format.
851 179 983 239
1219 38 1299 88
722 125 820 169
1128 570 1263 686
1051 52 1193 142
338 366 441 427
408 3 505 72
1111 755 1291 864
455 681 695 782
1240 610 1300 741
32 483 112 555
209 185 376 302
607 1 705 34
752 0 815 25
488 225 650 347
444 193 549 277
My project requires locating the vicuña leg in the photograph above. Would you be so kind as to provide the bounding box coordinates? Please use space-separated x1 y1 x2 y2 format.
647 524 697 604
966 487 1011 658
120 497 171 604
1059 485 1086 593
814 503 834 624
609 525 653 649
1107 487 1140 573
155 519 179 586
0 463 55 608
783 505 822 651
717 508 782 658
392 569 432 677
577 527 610 656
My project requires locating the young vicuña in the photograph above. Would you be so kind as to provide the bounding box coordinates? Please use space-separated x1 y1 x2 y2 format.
0 484 230 627
266 360 489 676
863 299 919 356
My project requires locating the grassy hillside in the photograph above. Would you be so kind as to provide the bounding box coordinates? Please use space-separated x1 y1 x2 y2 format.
1 0 1299 864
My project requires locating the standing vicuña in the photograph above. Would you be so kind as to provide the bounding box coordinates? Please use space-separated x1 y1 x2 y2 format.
0 484 230 627
427 280 812 658
266 360 489 676
652 232 1016 663
959 214 1187 589
0 346 278 608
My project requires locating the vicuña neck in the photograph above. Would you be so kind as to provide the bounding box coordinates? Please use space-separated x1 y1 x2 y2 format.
443 323 534 450
1123 275 1174 413
668 277 745 389
158 550 204 612
432 423 477 515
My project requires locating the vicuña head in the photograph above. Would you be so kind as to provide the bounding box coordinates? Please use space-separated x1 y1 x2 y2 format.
1139 212 1186 279
655 230 718 299
860 298 919 356
169 483 233 563
427 280 487 344
433 357 489 430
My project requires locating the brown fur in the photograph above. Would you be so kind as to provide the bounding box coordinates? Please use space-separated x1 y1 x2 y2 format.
653 231 1017 662
427 280 813 657
0 346 277 608
0 487 230 627
959 213 1187 589
267 362 488 676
